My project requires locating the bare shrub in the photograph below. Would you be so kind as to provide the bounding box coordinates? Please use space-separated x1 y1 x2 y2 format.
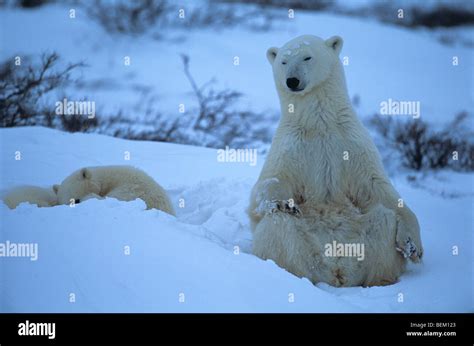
370 113 474 171
60 111 99 133
98 111 184 144
0 53 84 128
347 1 474 29
180 54 271 148
0 0 52 8
98 55 273 150
0 52 273 151
411 5 474 28
84 0 172 35
83 0 278 36
223 0 333 11
179 2 278 31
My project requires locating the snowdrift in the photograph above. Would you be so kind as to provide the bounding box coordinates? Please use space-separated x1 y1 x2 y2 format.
1 127 471 312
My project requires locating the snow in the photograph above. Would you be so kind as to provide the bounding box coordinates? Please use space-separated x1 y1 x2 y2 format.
1 127 472 312
0 1 472 313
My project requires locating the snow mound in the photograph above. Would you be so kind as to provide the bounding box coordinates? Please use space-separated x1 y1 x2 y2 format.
1 127 472 312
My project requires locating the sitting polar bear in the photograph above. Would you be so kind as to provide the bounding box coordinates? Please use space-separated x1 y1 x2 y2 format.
3 185 58 209
53 165 175 215
248 35 423 287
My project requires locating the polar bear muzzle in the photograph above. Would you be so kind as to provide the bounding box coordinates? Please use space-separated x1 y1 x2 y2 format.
286 77 303 92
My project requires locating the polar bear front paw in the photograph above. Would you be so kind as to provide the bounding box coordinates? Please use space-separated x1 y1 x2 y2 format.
396 237 419 260
395 213 423 263
259 199 301 216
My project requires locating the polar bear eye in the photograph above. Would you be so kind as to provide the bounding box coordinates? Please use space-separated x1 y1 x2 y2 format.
282 61 287 65
304 57 312 61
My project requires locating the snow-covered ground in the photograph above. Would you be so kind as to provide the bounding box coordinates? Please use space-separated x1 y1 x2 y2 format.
0 127 472 312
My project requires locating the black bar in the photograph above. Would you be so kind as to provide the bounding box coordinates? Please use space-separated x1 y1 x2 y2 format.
0 313 472 345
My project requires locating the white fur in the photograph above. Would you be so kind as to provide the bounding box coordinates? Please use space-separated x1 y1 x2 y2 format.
249 35 423 287
54 165 175 215
3 185 58 209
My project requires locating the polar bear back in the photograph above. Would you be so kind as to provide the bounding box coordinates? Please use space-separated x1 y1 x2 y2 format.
55 165 175 215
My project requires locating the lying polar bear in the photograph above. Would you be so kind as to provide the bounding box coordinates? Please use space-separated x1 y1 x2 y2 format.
3 185 58 209
53 165 175 215
248 35 423 287
3 166 175 216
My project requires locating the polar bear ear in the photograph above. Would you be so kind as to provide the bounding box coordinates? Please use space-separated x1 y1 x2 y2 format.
80 168 92 180
325 36 343 55
53 184 59 194
266 47 279 64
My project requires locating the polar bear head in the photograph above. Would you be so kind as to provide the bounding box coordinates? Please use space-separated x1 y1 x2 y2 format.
53 168 101 205
266 35 343 96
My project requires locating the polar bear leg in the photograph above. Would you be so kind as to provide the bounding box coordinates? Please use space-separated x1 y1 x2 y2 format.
252 204 405 287
357 204 406 286
252 212 325 282
253 212 363 286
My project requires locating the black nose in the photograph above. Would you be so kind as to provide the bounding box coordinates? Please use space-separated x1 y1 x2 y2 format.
286 77 300 89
